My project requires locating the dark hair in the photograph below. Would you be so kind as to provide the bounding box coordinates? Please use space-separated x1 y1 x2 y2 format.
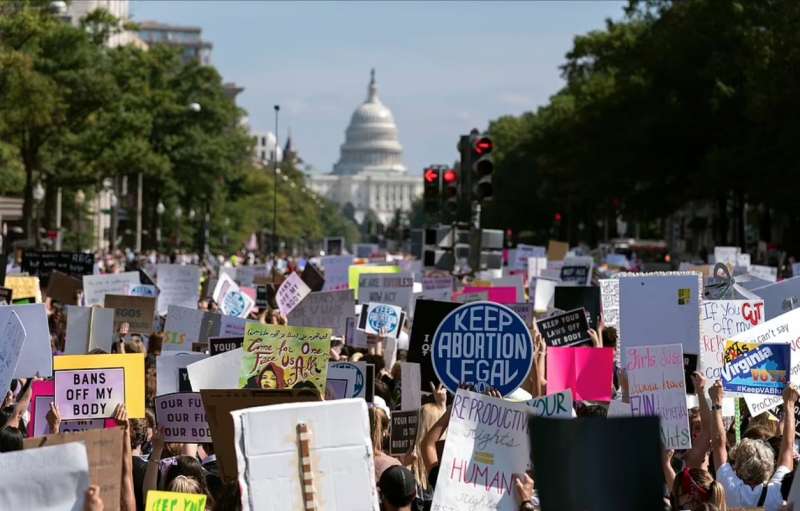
163 456 209 494
213 480 242 511
363 355 385 374
129 419 148 450
602 326 618 349
0 426 23 452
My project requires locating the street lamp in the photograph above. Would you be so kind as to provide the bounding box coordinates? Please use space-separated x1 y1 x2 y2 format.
75 189 85 251
272 104 280 260
156 201 165 249
189 102 202 113
33 183 44 249
175 206 183 249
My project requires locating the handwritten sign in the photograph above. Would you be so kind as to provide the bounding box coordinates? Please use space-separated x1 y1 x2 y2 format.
82 272 139 306
22 250 94 283
721 341 789 396
358 272 413 310
537 309 591 348
55 368 125 420
625 344 691 450
431 389 530 511
4 275 41 302
0 309 25 395
156 264 201 315
155 392 210 443
524 389 574 419
389 410 419 456
287 289 353 337
239 323 331 395
276 272 311 316
321 255 354 291
145 491 206 511
104 294 156 335
699 300 764 379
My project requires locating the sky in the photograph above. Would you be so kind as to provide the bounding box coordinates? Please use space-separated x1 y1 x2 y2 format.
131 1 626 175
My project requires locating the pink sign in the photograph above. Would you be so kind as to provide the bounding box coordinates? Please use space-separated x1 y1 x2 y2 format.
29 380 114 437
546 347 614 401
462 286 517 304
55 368 126 420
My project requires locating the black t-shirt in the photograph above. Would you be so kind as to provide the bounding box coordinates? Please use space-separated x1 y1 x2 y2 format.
132 456 147 511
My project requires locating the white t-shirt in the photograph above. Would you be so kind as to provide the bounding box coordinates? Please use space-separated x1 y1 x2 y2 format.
716 462 790 511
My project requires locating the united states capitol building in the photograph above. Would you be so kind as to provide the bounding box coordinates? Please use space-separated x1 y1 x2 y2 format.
305 71 423 226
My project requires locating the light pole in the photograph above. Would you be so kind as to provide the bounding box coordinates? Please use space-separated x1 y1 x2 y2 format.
223 217 230 248
75 189 85 251
32 182 44 249
175 206 182 250
272 104 280 261
110 191 118 252
156 201 165 250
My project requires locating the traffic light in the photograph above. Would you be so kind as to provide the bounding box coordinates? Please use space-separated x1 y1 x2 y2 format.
471 135 494 201
423 166 441 214
442 167 459 217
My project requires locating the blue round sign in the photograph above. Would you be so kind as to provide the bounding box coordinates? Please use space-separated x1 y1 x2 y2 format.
431 301 533 396
367 304 400 334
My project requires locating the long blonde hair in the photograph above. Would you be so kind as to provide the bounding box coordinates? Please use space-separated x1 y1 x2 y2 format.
671 468 727 511
369 406 389 455
412 403 446 491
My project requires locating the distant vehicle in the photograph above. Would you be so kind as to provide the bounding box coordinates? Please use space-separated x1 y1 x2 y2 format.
610 238 673 272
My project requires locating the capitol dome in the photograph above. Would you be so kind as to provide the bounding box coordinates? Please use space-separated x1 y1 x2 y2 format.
332 69 407 175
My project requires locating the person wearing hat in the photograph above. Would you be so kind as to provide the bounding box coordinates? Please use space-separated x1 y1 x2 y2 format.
379 465 417 511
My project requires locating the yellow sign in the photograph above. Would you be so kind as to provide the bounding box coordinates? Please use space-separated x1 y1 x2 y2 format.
348 264 400 293
145 491 206 511
53 354 145 418
5 275 42 302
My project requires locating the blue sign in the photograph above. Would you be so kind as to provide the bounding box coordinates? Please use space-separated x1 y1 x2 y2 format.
368 304 400 333
431 301 533 396
721 342 790 396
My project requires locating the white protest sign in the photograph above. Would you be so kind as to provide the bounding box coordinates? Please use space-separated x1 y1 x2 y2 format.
326 362 367 399
155 392 211 443
236 265 268 287
531 278 557 313
749 265 778 283
10 304 53 378
87 307 115 354
509 245 545 271
714 246 740 267
527 256 548 280
321 255 354 292
213 273 254 319
287 289 354 338
276 272 312 317
401 362 422 411
0 442 89 511
82 271 140 306
156 264 201 316
55 368 125 420
358 303 405 338
752 276 800 321
64 305 91 355
736 253 752 271
699 300 764 379
524 389 574 418
0 309 25 395
432 389 530 511
559 256 594 287
232 399 380 511
157 352 208 395
606 400 632 417
358 272 414 310
599 278 620 331
624 344 691 450
186 347 243 390
162 305 206 351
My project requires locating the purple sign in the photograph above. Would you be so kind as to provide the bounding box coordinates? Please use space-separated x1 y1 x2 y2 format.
55 368 126 420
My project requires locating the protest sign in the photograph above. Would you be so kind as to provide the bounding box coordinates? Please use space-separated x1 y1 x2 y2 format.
750 265 778 283
524 389 575 419
699 300 765 379
721 342 790 396
155 392 210 443
531 277 557 313
9 304 52 378
88 307 115 353
236 265 268 287
55 368 125 420
625 344 691 450
618 273 701 364
21 250 94 284
46 270 82 305
209 336 243 356
560 256 594 286
325 361 367 399
714 246 740 267
528 256 548 281
324 236 344 255
348 264 400 294
157 352 207 395
554 286 602 329
286 289 353 338
213 273 255 318
320 255 354 291
104 294 156 335
64 306 115 355
145 491 206 511
546 347 614 401
187 347 243 390
547 240 569 261
509 244 545 271
162 305 207 351
537 309 592 348
431 389 530 511
54 354 145 418
461 286 517 305
454 289 489 303
0 442 89 511
4 275 41 302
431 301 533 396
127 283 157 297
684 353 699 394
156 264 201 315
599 278 619 331
489 275 526 302
530 416 664 511
82 271 139 306
422 275 454 294
239 323 331 395
389 409 419 456
24 427 124 511
28 381 109 436
276 272 312 316
357 272 414 312
752 276 800 320
506 302 534 327
0 309 25 395
358 302 406 338
0 286 11 305
300 262 325 292
400 362 422 411
231 398 379 511
407 300 462 392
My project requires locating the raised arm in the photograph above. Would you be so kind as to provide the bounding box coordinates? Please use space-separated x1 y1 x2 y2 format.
114 404 137 511
778 384 799 470
684 372 711 470
709 381 727 468
142 426 165 498
421 406 451 473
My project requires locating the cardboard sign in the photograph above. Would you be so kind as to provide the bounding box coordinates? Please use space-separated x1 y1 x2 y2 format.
524 389 575 419
231 399 379 511
186 348 242 392
752 276 800 320
1 442 90 511
625 344 691 450
431 389 530 511
537 309 592 348
240 323 331 395
618 273 701 365
530 416 664 511
699 300 765 379
214 273 255 318
431 301 533 396
156 264 201 316
53 354 145 418
559 257 594 286
82 271 140 307
407 300 461 392
9 304 52 378
554 286 602 329
506 302 534 327
24 427 124 511
358 302 405 338
547 240 569 261
4 275 41 302
0 309 25 394
155 392 210 443
209 336 243 356
389 409 419 456
276 272 312 316
320 255 354 291
357 272 413 312
546 347 614 401
103 294 156 335
55 368 125 420
145 491 206 511
46 270 82 305
749 265 778 283
286 289 354 338
157 352 208 395
325 361 367 399
721 342 789 396
22 250 94 283
348 264 400 294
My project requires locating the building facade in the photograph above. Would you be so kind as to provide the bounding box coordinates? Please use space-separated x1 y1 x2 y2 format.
306 70 422 225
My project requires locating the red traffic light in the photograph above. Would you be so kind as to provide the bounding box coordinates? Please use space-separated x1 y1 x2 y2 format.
473 137 493 156
424 168 439 184
443 169 458 184
554 212 562 222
